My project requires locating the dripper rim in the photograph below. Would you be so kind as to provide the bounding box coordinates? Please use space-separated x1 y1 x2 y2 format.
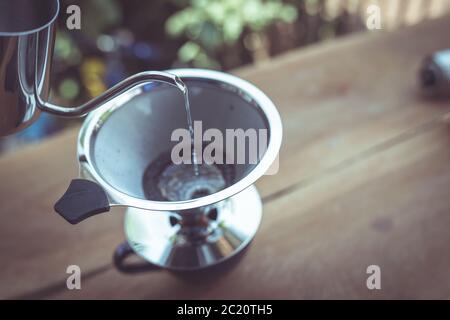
77 68 283 212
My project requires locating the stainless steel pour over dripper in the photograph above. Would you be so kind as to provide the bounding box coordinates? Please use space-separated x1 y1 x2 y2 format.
0 0 183 136
55 69 283 271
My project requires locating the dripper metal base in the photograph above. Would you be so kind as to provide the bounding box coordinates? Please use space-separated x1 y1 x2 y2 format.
123 186 262 271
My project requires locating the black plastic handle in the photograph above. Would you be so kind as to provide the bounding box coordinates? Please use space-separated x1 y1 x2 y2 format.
54 179 110 225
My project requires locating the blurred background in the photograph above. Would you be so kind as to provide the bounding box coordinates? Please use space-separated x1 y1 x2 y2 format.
1 0 449 154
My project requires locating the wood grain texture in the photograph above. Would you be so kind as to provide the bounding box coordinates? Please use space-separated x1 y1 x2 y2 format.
247 15 450 199
1 16 450 299
50 119 450 300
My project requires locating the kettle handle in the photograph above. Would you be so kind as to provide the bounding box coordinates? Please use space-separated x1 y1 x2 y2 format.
54 179 110 225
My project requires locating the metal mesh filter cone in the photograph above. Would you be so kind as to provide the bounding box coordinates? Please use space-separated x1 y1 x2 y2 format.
88 78 270 203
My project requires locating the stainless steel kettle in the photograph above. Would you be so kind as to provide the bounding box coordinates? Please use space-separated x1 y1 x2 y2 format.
0 0 183 136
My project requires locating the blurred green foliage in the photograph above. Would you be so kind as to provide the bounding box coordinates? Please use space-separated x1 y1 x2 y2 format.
52 0 357 104
2 0 366 151
166 0 298 68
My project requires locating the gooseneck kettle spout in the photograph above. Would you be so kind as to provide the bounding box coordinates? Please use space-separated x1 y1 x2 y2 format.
0 0 185 135
36 69 185 118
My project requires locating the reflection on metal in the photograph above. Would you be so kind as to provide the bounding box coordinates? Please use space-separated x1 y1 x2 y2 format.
420 49 450 98
124 186 262 271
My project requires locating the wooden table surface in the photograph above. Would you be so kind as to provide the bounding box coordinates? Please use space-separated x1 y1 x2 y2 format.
1 16 450 300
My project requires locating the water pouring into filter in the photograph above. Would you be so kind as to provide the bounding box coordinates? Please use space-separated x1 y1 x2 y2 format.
175 77 200 177
143 77 234 205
